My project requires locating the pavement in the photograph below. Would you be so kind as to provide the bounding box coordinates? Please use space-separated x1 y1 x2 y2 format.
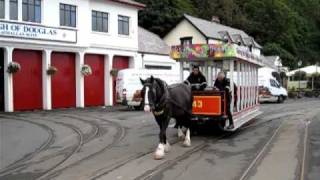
0 98 319 180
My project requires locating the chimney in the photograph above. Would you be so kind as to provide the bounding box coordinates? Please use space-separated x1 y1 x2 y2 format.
211 16 220 23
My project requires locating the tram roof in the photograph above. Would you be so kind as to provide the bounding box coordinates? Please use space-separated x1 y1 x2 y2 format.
170 43 264 66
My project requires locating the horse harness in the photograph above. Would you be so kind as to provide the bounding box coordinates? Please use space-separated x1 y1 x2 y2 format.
146 81 192 117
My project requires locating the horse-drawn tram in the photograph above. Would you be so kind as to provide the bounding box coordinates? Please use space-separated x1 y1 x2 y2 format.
171 43 264 131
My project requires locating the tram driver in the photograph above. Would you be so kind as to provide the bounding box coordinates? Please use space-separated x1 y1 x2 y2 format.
185 65 207 91
214 71 237 129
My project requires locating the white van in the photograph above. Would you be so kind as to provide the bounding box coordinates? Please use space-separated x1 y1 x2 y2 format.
116 69 188 109
258 67 288 103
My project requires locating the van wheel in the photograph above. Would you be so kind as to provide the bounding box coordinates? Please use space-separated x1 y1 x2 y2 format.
134 102 144 111
133 106 141 110
277 96 284 103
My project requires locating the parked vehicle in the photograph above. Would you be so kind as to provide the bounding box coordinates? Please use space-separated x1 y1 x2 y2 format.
116 69 188 109
258 67 288 103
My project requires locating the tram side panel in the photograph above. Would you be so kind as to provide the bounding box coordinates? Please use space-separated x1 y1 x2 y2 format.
191 91 227 121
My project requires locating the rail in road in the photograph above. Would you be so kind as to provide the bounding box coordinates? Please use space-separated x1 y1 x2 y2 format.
0 99 319 180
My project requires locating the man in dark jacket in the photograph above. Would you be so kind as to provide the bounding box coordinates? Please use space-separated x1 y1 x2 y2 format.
185 66 207 91
214 71 236 129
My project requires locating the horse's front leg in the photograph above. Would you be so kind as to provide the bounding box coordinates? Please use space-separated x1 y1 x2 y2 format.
154 117 170 160
178 126 185 141
183 128 191 147
183 116 191 147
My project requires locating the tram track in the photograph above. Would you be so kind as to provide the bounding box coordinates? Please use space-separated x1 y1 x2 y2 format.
36 112 127 180
238 119 284 180
0 110 127 180
125 113 300 180
36 121 84 180
1 101 317 180
0 114 84 179
238 114 311 180
0 116 55 175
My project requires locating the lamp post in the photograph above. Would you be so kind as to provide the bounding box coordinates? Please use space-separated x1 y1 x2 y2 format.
298 60 302 98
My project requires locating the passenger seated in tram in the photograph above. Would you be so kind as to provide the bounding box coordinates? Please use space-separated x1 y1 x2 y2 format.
185 65 207 91
214 71 236 129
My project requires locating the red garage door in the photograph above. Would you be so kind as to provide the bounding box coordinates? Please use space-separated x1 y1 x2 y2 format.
113 56 129 104
51 52 76 108
84 54 104 106
13 49 42 111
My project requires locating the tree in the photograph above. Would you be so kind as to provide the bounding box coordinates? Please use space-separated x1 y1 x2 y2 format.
136 0 196 37
137 0 320 69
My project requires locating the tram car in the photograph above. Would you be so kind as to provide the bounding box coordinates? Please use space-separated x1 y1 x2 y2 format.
171 43 263 131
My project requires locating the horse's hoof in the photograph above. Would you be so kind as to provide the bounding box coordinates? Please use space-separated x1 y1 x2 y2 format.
178 135 185 141
164 142 171 153
154 153 165 160
154 144 165 160
183 140 191 147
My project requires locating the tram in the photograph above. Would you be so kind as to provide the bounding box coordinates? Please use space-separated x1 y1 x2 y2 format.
170 43 263 131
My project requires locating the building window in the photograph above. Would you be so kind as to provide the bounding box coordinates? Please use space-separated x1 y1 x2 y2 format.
10 0 18 20
180 37 193 46
22 0 41 23
60 4 76 27
0 0 4 19
118 15 129 35
92 11 108 33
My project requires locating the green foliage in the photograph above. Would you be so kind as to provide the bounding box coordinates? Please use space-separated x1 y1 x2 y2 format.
137 0 320 69
136 0 196 37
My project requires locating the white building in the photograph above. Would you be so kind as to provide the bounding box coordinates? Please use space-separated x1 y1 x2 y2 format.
0 0 145 112
164 14 262 57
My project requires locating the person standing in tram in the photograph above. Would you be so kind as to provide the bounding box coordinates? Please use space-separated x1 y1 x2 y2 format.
214 71 236 129
185 65 207 91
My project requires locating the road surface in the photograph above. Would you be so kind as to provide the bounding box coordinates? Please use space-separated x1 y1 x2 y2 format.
0 98 319 180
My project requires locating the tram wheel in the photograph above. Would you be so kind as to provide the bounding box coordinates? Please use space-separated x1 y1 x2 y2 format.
217 119 226 132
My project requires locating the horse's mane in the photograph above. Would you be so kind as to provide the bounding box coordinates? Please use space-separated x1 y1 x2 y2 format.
154 78 165 91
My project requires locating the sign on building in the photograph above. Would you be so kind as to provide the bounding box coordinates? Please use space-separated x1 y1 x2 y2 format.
0 21 77 43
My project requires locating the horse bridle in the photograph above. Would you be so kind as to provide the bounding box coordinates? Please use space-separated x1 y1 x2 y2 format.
143 81 169 115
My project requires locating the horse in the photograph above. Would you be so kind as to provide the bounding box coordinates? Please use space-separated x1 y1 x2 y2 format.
140 76 193 160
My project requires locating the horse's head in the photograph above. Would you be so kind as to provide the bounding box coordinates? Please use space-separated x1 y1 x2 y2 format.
140 76 162 112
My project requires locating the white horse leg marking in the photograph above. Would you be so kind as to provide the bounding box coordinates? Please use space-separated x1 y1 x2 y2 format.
178 127 185 140
144 87 151 112
154 143 165 160
164 141 171 153
183 128 191 147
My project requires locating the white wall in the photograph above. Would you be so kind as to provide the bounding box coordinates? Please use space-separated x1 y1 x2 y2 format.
0 0 139 51
252 47 261 56
208 39 222 44
164 19 207 46
0 0 141 111
89 0 138 51
141 53 180 72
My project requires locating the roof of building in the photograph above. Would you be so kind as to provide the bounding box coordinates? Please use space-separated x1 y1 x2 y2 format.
184 14 262 49
108 0 145 9
261 55 278 69
138 27 170 55
287 65 320 76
